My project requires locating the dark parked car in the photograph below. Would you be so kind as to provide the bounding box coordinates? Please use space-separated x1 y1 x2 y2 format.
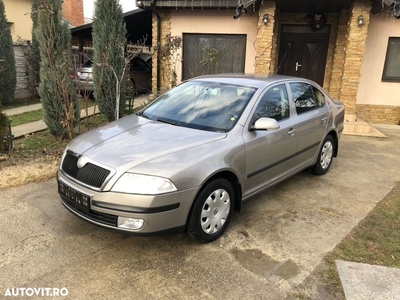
146 58 152 68
58 74 344 243
72 56 151 95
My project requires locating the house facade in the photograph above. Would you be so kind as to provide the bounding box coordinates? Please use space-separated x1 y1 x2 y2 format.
4 0 85 42
4 0 85 99
141 0 400 125
4 0 32 99
3 0 32 42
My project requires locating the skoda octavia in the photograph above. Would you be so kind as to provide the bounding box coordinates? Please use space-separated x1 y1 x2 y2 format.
57 74 344 243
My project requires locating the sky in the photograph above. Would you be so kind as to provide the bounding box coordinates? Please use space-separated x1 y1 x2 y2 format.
83 0 137 18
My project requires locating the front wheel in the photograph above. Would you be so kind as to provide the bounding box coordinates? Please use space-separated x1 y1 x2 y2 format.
187 179 235 243
311 135 334 175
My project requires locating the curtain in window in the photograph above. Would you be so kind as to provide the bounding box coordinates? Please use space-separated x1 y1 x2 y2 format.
183 34 246 80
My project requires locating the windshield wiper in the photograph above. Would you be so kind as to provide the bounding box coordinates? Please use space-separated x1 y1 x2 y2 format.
137 111 150 119
157 117 177 126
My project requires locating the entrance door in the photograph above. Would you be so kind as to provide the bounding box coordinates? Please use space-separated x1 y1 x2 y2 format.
277 25 330 86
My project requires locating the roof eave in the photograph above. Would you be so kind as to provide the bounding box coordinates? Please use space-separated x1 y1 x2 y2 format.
139 0 244 9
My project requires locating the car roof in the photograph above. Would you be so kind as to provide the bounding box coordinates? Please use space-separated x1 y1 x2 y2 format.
191 74 320 89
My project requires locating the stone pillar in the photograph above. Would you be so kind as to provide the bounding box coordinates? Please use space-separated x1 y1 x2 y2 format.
151 13 159 95
329 9 351 99
151 10 172 96
339 0 371 112
255 1 276 75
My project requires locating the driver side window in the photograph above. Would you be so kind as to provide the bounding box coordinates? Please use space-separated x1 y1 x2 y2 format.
253 84 290 122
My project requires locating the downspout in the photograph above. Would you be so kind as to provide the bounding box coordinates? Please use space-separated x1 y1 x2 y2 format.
151 0 161 92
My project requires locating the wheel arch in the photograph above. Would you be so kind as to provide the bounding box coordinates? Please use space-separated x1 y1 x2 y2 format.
327 130 339 157
185 170 242 232
202 171 242 212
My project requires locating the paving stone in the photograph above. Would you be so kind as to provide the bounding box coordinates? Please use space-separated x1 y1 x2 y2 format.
336 260 400 300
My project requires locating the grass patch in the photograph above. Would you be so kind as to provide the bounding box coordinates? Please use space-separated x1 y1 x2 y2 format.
321 182 400 297
1 96 146 190
0 114 109 189
9 109 44 126
15 131 69 157
7 98 98 127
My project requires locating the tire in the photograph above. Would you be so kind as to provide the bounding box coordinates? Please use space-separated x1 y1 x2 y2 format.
311 135 334 175
187 179 235 243
129 79 137 97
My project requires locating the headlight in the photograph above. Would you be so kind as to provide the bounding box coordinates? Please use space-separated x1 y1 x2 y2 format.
111 173 177 195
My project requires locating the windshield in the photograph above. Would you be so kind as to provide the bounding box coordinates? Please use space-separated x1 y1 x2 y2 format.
141 81 257 132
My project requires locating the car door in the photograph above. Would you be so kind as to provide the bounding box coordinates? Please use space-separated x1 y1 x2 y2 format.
242 84 299 198
288 82 329 169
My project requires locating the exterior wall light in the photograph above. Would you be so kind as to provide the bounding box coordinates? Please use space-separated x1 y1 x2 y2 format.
263 14 269 25
357 15 365 26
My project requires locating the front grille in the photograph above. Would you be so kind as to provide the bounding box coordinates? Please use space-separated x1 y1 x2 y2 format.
62 152 111 188
60 194 118 227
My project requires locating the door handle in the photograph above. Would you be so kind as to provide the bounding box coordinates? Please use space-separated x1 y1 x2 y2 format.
295 62 302 71
322 117 328 123
288 128 296 135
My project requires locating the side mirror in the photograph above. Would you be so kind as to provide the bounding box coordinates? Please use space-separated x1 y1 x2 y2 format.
251 117 280 131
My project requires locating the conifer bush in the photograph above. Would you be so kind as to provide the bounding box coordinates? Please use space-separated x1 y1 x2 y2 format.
92 0 127 121
35 0 79 139
28 0 41 98
0 111 10 153
0 0 17 106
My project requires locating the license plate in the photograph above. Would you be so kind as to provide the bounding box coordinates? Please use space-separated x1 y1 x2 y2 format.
58 181 91 212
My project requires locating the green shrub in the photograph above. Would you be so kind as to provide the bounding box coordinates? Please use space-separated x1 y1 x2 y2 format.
0 0 17 105
0 104 10 153
92 0 127 121
35 0 79 139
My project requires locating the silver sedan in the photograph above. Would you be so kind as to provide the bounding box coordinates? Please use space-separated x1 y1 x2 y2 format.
57 75 344 243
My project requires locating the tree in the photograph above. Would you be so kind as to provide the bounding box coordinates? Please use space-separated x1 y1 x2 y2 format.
35 0 79 139
92 0 127 121
28 0 41 98
0 1 10 152
0 0 16 106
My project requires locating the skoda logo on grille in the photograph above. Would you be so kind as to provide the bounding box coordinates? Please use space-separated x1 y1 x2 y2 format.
77 156 87 169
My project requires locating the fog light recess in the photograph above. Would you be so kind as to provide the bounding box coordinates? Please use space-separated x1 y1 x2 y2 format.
117 217 144 230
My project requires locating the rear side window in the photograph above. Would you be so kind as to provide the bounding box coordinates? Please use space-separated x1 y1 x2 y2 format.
253 84 290 122
289 83 324 115
312 87 326 107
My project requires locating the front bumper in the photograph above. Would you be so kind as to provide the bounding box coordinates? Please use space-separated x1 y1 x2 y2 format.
57 170 198 235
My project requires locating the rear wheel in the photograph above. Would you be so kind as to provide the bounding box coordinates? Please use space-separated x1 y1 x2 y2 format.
128 79 137 97
187 179 235 243
311 135 334 175
126 80 136 112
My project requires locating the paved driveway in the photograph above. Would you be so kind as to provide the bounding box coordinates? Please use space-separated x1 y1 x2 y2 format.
1 125 399 299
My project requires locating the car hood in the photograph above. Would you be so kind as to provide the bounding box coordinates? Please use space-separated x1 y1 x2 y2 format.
67 114 227 171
